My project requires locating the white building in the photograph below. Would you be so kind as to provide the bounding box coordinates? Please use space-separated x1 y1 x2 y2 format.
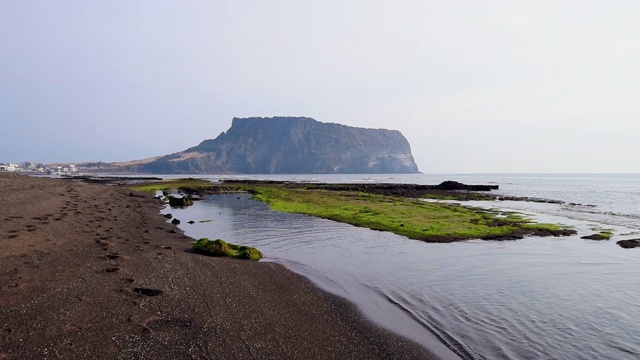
0 163 19 172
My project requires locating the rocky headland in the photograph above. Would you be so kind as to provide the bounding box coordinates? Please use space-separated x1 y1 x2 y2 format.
118 116 420 174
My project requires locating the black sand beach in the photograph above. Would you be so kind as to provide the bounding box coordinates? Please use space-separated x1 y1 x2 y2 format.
0 174 438 359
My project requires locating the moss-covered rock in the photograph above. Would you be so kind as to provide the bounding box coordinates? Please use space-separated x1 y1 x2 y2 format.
192 238 263 261
581 232 613 240
168 195 194 207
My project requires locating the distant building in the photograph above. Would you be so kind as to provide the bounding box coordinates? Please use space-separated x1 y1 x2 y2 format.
0 163 19 172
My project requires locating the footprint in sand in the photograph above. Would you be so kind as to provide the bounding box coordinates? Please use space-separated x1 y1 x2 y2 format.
134 288 163 297
95 239 110 247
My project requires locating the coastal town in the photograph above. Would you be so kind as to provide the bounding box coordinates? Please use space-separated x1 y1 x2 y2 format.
0 161 109 174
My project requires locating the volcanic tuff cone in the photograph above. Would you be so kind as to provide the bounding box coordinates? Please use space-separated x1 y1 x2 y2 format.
122 117 419 174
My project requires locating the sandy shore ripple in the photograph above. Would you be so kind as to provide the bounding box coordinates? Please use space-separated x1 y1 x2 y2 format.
0 174 436 359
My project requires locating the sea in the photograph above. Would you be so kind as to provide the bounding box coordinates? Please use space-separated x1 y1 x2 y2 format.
159 173 640 360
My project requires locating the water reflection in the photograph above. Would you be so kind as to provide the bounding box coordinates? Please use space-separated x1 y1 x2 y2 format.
164 193 640 360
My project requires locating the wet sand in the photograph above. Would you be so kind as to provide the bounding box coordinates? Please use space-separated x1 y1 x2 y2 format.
0 174 437 359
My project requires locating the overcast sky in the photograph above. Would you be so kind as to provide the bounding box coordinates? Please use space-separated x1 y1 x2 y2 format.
1 1 639 173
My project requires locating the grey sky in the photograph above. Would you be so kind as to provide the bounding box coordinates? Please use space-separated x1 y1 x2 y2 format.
1 1 639 173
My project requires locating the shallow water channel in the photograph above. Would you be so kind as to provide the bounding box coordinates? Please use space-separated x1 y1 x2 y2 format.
163 193 640 360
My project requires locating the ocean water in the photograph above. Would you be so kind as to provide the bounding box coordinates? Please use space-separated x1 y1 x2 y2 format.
161 174 640 360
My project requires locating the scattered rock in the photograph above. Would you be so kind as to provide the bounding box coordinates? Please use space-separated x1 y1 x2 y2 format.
168 196 194 207
617 239 640 249
549 229 578 237
187 220 195 224
171 218 180 225
581 232 612 240
481 228 576 241
163 213 173 219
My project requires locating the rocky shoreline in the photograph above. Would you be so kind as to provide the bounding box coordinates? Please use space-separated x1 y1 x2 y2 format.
154 179 577 241
0 174 439 359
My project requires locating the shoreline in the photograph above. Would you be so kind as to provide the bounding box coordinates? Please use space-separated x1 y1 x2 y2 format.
0 174 446 359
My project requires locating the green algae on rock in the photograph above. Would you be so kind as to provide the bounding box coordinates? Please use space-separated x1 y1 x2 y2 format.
168 195 194 207
581 232 613 240
192 238 263 261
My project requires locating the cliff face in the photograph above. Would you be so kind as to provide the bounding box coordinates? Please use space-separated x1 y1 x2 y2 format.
126 117 419 174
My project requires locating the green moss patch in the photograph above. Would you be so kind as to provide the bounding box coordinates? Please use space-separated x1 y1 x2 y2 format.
130 178 214 192
250 186 575 242
167 195 194 207
581 231 613 240
192 238 263 261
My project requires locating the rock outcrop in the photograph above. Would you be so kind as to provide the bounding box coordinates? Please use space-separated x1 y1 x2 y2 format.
192 238 263 260
581 232 612 240
124 117 419 174
617 239 640 249
167 195 194 207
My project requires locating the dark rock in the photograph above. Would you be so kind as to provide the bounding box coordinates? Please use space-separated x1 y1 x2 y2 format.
435 181 499 191
481 232 526 241
162 213 173 219
171 218 180 225
168 196 194 207
617 239 640 249
529 229 553 237
481 228 576 241
581 233 610 240
550 229 578 237
187 220 195 224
